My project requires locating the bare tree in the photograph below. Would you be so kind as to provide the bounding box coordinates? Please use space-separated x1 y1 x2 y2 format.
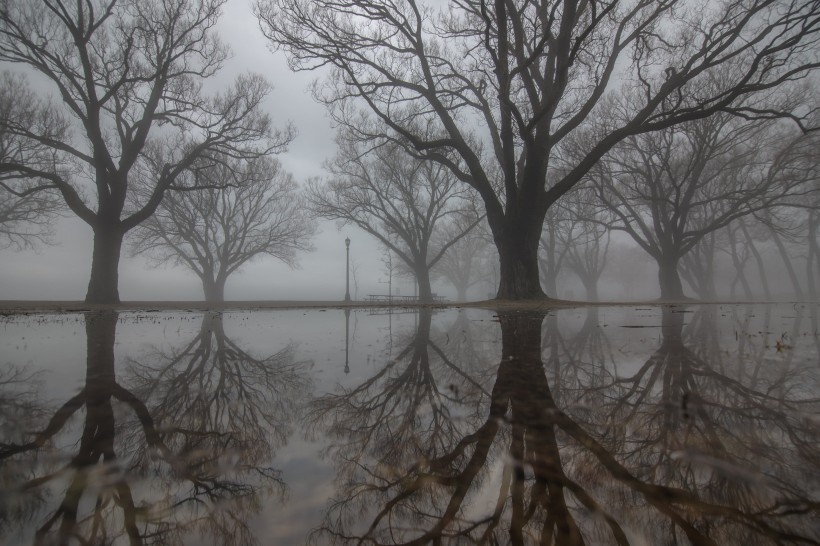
431 214 490 301
130 156 316 302
0 0 292 303
680 230 721 299
538 205 570 298
538 186 610 300
556 189 612 301
592 113 817 300
257 0 820 300
309 135 482 302
0 72 64 249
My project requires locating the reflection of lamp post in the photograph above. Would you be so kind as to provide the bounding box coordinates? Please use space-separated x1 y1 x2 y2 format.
344 237 351 302
344 308 351 374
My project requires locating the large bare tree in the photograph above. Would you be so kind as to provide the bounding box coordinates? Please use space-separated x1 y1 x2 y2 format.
310 135 482 302
130 156 316 302
0 0 291 303
257 0 820 300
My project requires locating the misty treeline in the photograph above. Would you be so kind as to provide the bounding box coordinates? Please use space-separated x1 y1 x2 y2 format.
0 0 819 303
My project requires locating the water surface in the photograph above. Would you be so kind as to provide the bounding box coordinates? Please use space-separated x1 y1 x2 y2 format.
1 304 818 545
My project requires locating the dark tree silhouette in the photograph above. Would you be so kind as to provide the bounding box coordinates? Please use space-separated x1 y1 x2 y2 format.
257 0 820 300
0 0 292 303
310 136 482 302
130 156 316 301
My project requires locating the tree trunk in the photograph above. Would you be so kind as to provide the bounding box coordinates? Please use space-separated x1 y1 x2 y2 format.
85 226 125 304
416 266 434 303
581 277 598 302
657 257 686 300
539 223 559 298
203 276 226 302
727 224 753 301
769 224 804 300
496 224 547 300
739 220 771 300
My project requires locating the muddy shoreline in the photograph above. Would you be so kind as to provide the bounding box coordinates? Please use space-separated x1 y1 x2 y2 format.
0 298 806 315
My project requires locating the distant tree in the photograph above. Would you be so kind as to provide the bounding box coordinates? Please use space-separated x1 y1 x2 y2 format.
0 73 64 249
309 134 482 302
258 0 820 300
592 113 816 300
759 207 812 300
538 206 569 299
0 0 291 303
734 218 773 300
131 157 315 302
556 190 612 302
538 185 610 300
680 230 721 300
432 215 489 302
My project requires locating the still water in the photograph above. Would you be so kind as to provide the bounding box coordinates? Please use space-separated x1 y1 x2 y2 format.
1 304 818 545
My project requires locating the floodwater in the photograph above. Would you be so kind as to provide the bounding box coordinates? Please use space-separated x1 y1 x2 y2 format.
0 304 818 545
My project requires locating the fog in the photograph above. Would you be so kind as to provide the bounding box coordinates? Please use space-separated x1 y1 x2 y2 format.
0 217 420 301
0 0 817 303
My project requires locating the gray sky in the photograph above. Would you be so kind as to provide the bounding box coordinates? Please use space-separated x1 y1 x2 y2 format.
0 0 439 301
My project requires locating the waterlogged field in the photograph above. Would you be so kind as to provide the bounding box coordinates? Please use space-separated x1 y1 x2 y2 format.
1 304 818 545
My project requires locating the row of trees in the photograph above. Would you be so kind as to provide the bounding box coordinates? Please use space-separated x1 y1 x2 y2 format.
258 0 820 301
533 109 820 301
1 0 820 303
0 0 488 304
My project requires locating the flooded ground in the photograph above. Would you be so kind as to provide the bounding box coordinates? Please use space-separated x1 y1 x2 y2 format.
1 303 818 545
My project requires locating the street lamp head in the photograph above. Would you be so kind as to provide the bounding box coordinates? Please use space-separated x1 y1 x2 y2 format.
345 237 350 247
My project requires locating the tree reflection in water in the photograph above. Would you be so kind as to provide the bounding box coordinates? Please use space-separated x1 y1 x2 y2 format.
0 311 311 545
310 307 820 545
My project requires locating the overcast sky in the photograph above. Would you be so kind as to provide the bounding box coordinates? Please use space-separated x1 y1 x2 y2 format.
0 0 439 302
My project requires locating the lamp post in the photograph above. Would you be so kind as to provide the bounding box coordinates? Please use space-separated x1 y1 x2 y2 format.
344 237 351 302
